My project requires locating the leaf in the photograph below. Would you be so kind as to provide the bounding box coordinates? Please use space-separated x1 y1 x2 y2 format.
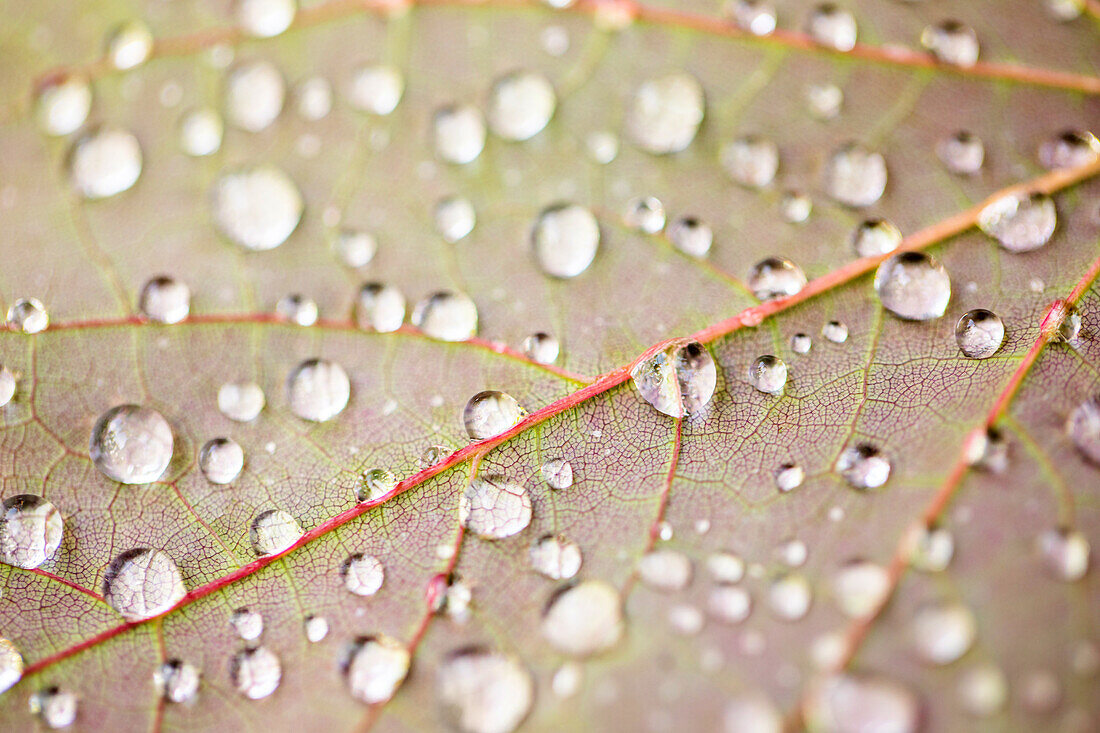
1 1 1099 731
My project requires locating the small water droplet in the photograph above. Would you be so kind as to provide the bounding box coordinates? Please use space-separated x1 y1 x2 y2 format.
778 538 809 567
921 20 979 67
332 229 376 268
1067 396 1100 466
806 4 858 51
837 443 891 489
1045 0 1084 20
434 196 477 242
437 648 534 733
104 548 186 621
531 203 600 278
236 0 296 37
726 0 777 35
179 107 223 156
668 604 705 636
1039 129 1099 170
822 320 849 344
105 19 153 70
139 276 190 324
35 75 91 136
30 687 78 729
295 76 332 120
955 309 1005 359
978 192 1057 253
7 298 49 334
627 73 705 154
957 663 1007 717
540 458 573 489
419 444 449 468
912 601 976 665
69 127 143 199
790 333 812 355
211 166 303 251
832 559 889 618
488 71 556 141
461 475 531 539
804 674 919 733
0 638 22 695
343 635 409 704
1038 527 1090 581
225 60 285 132
90 404 173 484
230 608 264 641
874 251 951 321
585 130 619 164
0 495 62 570
358 468 398 503
806 83 843 120
722 135 779 188
623 196 666 233
706 551 745 583
412 291 478 341
231 646 281 699
823 142 886 207
304 615 329 642
937 131 984 175
775 463 805 492
638 549 693 591
345 65 403 115
552 662 583 698
852 218 902 257
433 104 487 164
342 553 385 596
286 358 350 422
463 391 525 440
199 438 244 484
523 332 560 364
275 293 318 326
905 523 954 572
631 340 717 417
1056 307 1082 344
218 381 265 422
723 694 783 733
154 659 200 704
747 257 807 300
542 580 623 656
355 282 406 333
708 585 752 624
667 216 713 258
748 355 788 395
540 25 570 56
779 190 813 223
250 509 302 556
530 534 583 580
768 572 812 621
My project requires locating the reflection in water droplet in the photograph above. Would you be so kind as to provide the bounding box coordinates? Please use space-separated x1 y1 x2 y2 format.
937 131 984 175
155 660 201 703
1067 396 1100 466
542 580 623 656
304 615 329 642
179 107 224 156
775 463 804 492
823 142 886 207
346 65 404 115
1039 130 1100 170
231 646 282 700
832 560 889 618
790 333 812 355
806 4 858 51
955 309 1005 358
0 638 22 695
464 391 525 440
722 135 779 189
530 534 583 580
708 585 752 624
837 443 891 489
199 438 244 484
822 320 849 344
333 229 376 268
779 191 813 223
461 476 532 539
978 192 1057 253
748 355 788 395
211 166 303 251
631 340 717 418
225 60 285 132
36 75 91 136
139 276 191 324
218 381 266 422
488 71 556 141
747 257 807 300
250 509 303 556
90 404 174 484
912 601 976 665
356 282 406 333
1 495 63 569
804 674 919 733
434 104 487 164
435 197 477 243
237 0 296 37
106 20 153 70
852 219 902 257
668 216 713 258
624 196 666 234
231 608 264 641
523 332 560 364
541 458 574 489
437 648 534 733
957 664 1007 717
275 293 318 326
726 0 777 36
627 73 705 154
921 20 979 66
531 203 600 278
104 548 186 621
343 554 385 596
413 291 479 341
359 468 398 503
69 127 143 199
345 635 409 704
30 687 78 729
287 358 350 422
768 572 812 621
1038 527 1090 581
638 549 693 591
874 251 951 321
905 524 954 572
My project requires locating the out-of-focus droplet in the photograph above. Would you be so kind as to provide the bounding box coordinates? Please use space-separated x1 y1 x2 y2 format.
434 104 487 164
832 559 890 618
155 660 201 703
346 65 404 115
723 694 783 733
231 646 281 700
937 131 984 175
957 664 1007 717
1037 527 1090 581
978 192 1057 253
726 0 777 36
343 553 385 597
631 340 717 418
30 688 78 729
488 71 556 141
231 608 264 641
90 404 174 484
852 218 902 257
218 381 265 422
463 391 525 441
8 298 49 334
295 76 332 120
1045 0 1084 20
775 463 804 492
250 509 302 556
722 135 779 188
823 142 886 207
461 476 531 540
804 674 919 733
355 283 406 333
790 333 812 354
103 548 186 621
35 75 91 136
179 107 224 156
434 196 477 243
437 648 534 733
286 358 350 422
199 437 244 484
237 0 296 37
139 276 190 324
542 580 623 656
874 251 951 321
531 203 600 278
905 523 954 572
708 585 752 624
748 355 788 395
1039 130 1099 170
747 257 807 300
638 549 693 591
806 4 858 51
106 20 153 70
541 458 574 489
0 366 14 407
412 291 478 341
275 293 318 326
211 166 303 251
333 229 376 268
523 332 560 364
912 601 976 665
1067 396 1100 466
965 428 1009 473
623 196 666 234
768 572 812 621
225 60 285 132
69 127 143 199
921 20 979 67
627 73 705 154
822 320 849 343
304 615 329 642
780 191 813 223
806 83 843 120
0 495 63 569
706 551 745 583
585 130 619 164
667 216 713 258
344 635 409 704
955 309 1005 358
837 443 891 489
530 534 583 580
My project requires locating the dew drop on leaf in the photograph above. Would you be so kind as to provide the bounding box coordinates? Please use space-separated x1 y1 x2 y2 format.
1037 527 1090 581
103 548 186 621
433 104 487 164
531 203 600 279
721 135 779 189
0 365 16 407
437 648 534 733
154 659 201 704
355 282 406 333
768 572 812 621
286 358 350 422
706 551 745 583
0 494 63 569
333 229 376 268
7 297 49 334
230 646 282 700
748 355 788 395
630 340 717 418
463 390 525 440
178 107 224 157
236 0 296 38
804 674 919 733
936 131 984 175
231 608 264 641
345 64 404 115
775 462 804 492
977 192 1057 253
540 458 573 489
874 251 951 321
668 604 704 636
542 580 623 656
105 19 153 70
90 404 173 484
747 257 807 300
905 523 955 572
626 73 705 155
1055 307 1082 345
342 553 385 597
419 444 449 469
139 276 190 324
832 559 890 618
0 638 23 695
211 166 304 251
551 661 582 699
623 196 666 234
460 475 532 540
806 83 843 121
68 127 143 200
806 3 858 52
225 60 285 132
434 196 477 243
851 218 902 258
920 20 980 67
957 664 1008 717
726 0 777 36
295 76 333 120
1045 0 1085 20
358 468 398 503
836 443 891 489
911 601 976 665
1066 396 1100 466
585 130 619 164
964 428 1009 473
790 333 812 355
412 291 479 341
218 380 265 422
522 332 560 364
955 309 1005 359
29 687 77 729
275 293 318 326
344 635 410 704
667 216 713 258
35 75 91 136
638 548 693 591
823 142 886 207
304 615 329 643
250 509 303 556
707 585 752 624
487 71 556 141
779 190 813 223
199 437 244 485
529 534 582 580
822 320 849 344
1038 129 1099 170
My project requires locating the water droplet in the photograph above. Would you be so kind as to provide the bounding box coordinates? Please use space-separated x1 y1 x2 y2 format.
154 660 200 704
35 75 91 136
778 538 808 567
912 601 976 665
437 648 534 733
780 191 813 223
295 76 332 120
747 257 807 300
286 358 350 422
90 404 173 484
1057 307 1082 344
522 332 560 364
667 604 704 636
344 64 403 115
748 355 788 395
69 127 143 199
358 468 398 503
0 638 22 695
852 218 902 257
542 580 623 656
0 495 63 570
706 551 745 583
275 294 318 326
225 60 285 132
30 687 78 729
1037 527 1089 581
790 333 812 355
1021 669 1062 714
937 131 984 175
488 71 556 141
708 585 752 624
726 0 777 36
585 130 619 164
722 135 779 188
822 320 849 344
104 548 186 621
218 381 265 422
955 309 1005 359
804 674 919 733
540 458 573 489
435 196 477 242
433 104 487 164
723 694 783 733
806 4 858 51
342 553 385 596
638 549 693 591
552 662 583 698
304 615 329 643
7 298 49 334
199 438 244 485
531 203 600 278
236 0 296 37
530 534 583 580
1045 0 1084 20
333 230 376 268
623 196 666 234
412 291 478 341
463 391 525 440
1067 396 1100 466
823 142 886 207
921 20 979 66
978 192 1057 253
630 340 717 417
461 475 531 539
775 463 804 492
806 83 843 120
419 444 449 468
139 276 190 324
832 559 889 618
211 166 303 251
957 664 1007 717
0 365 15 407
874 251 951 321
343 635 409 704
229 608 264 641
626 71 707 156
1039 130 1099 170
905 523 954 572
768 572 812 620
179 107 223 156
668 216 713 258
355 282 406 333
250 509 302 556
105 20 153 70
231 646 281 699
836 443 891 489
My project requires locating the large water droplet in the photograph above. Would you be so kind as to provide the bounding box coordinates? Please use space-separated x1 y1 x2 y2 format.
225 60 285 132
179 107 224 156
937 131 984 175
638 549 693 591
836 443 891 489
1067 396 1100 466
155 660 201 703
851 218 901 257
433 104 487 164
668 216 713 258
1037 527 1090 581
286 358 350 422
461 476 532 539
104 548 186 621
0 638 22 695
0 495 63 569
630 340 717 417
437 648 534 733
231 646 281 699
237 0 296 37
488 71 556 141
463 390 525 440
139 276 190 324
435 196 477 243
768 572 812 620
722 135 779 189
747 257 807 300
523 332 560 364
345 65 404 115
250 509 302 556
540 458 573 489
977 192 1057 253
806 4 858 51
823 142 886 207
911 601 976 665
218 380 265 422
955 309 1004 359
531 203 600 278
90 404 173 484
727 0 777 35
35 75 91 136
542 580 623 656
30 687 78 729
199 438 244 484
874 251 951 321
832 559 889 618
627 73 705 154
355 282 406 333
530 534 583 580
804 674 919 733
344 635 409 704
342 553 385 596
211 166 303 251
748 355 787 395
921 20 979 66
69 127 143 199
1039 130 1100 170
